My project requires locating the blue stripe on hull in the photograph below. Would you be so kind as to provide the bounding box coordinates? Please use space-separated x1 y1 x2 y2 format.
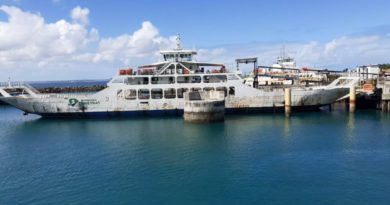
36 105 324 119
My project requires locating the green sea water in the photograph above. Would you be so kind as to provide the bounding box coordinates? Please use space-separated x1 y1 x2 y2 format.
0 105 389 205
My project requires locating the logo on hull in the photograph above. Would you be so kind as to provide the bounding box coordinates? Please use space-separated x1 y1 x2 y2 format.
68 98 79 106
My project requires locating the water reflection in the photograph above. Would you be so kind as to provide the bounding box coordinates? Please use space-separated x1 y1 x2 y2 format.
346 113 355 138
283 117 291 139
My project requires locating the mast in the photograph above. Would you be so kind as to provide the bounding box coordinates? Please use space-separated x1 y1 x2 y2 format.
175 33 182 50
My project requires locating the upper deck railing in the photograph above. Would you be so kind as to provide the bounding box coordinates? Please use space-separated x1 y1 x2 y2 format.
0 81 40 95
0 81 26 88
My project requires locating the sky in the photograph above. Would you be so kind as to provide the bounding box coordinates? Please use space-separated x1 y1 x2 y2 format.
0 0 390 81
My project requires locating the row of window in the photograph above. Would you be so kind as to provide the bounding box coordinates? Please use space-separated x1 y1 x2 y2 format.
163 54 192 60
112 75 229 85
120 87 235 100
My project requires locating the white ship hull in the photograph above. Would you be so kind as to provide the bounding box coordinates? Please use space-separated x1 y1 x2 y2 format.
0 76 351 118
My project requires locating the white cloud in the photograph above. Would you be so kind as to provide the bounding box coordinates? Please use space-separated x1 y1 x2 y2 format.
71 6 89 26
1 5 390 80
0 5 97 66
93 21 175 64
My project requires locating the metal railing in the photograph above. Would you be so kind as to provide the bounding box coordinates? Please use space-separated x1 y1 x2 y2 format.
0 81 27 88
0 81 41 97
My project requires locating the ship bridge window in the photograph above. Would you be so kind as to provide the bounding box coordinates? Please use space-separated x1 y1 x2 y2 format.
127 77 149 85
216 87 227 97
164 88 176 99
177 76 201 83
177 88 188 98
151 77 175 84
229 87 235 96
151 89 163 99
138 89 150 99
203 75 227 83
125 89 137 100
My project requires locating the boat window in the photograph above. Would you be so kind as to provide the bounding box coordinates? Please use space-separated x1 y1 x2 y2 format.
191 87 202 92
124 89 137 100
216 87 227 97
203 75 227 83
160 64 175 75
151 89 163 99
176 64 183 74
176 64 190 74
117 89 123 97
177 88 189 98
151 76 175 84
127 77 149 85
138 89 150 99
177 76 201 83
229 86 235 96
164 88 176 99
203 87 214 91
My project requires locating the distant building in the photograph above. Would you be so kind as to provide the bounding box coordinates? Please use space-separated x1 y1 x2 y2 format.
351 65 380 80
380 67 390 74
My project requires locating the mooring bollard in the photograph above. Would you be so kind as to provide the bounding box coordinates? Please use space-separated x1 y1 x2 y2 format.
285 88 291 117
349 86 356 113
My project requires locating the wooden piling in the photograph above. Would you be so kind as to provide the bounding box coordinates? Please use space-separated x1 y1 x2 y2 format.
285 88 291 117
349 86 356 113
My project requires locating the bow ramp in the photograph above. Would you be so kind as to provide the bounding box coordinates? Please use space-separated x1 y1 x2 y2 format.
325 76 360 89
0 82 39 98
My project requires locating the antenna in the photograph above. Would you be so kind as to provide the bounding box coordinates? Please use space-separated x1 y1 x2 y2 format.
281 44 286 59
175 33 182 50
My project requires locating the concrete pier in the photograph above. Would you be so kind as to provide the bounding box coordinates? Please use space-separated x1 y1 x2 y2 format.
349 86 356 113
284 88 291 117
379 80 390 112
183 90 225 123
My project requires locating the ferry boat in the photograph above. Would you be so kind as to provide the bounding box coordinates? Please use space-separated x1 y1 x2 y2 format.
244 51 329 87
0 35 359 118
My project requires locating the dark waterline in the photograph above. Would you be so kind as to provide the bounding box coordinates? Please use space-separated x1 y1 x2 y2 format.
0 106 389 205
